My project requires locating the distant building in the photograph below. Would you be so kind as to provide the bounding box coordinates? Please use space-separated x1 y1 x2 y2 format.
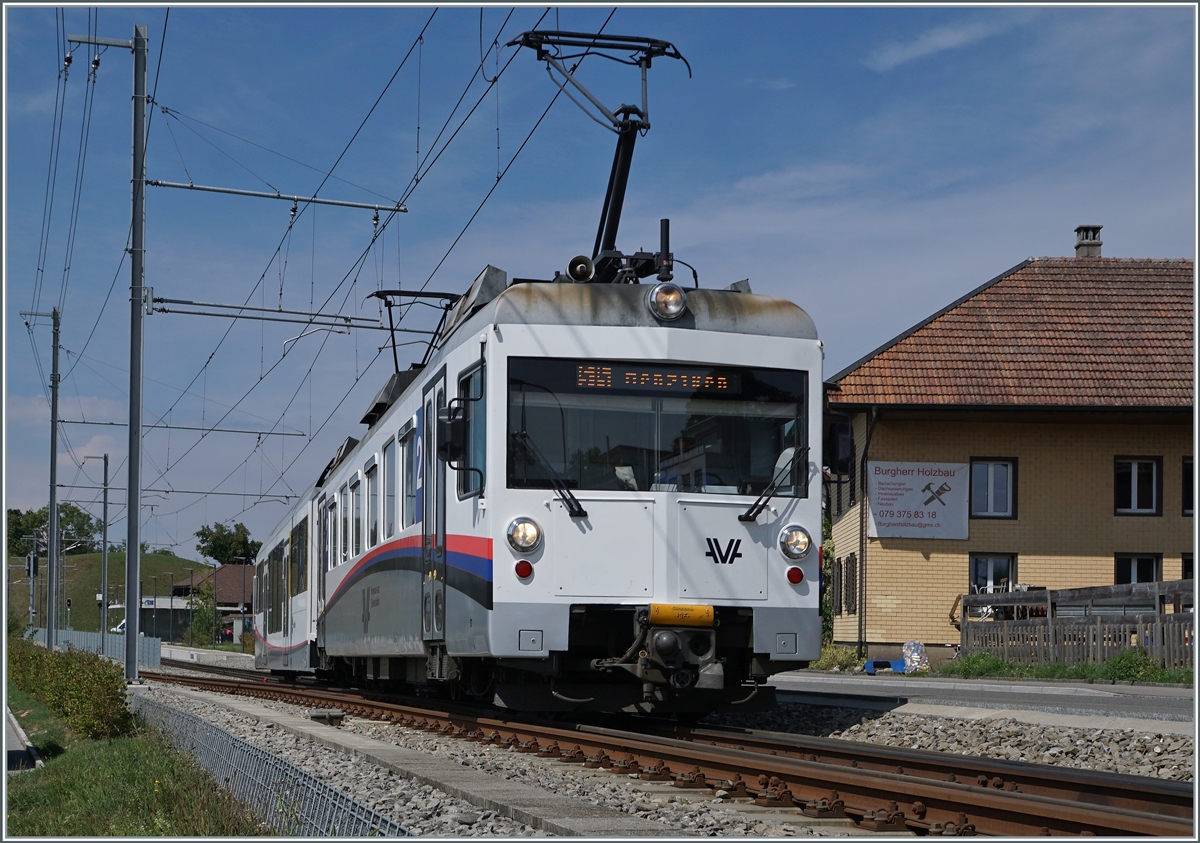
825 227 1193 661
139 561 255 642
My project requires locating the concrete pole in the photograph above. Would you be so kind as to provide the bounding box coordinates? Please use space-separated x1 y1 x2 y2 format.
47 307 61 649
125 24 148 682
28 552 35 626
101 454 109 651
185 567 194 646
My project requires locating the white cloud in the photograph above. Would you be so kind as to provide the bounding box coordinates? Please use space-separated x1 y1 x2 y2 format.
867 20 1009 72
7 394 51 426
744 76 795 92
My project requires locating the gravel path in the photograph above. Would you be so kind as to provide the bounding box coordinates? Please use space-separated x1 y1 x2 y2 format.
137 682 1193 838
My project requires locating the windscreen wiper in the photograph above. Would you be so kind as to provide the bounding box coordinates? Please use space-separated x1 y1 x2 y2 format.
740 447 810 523
513 430 588 518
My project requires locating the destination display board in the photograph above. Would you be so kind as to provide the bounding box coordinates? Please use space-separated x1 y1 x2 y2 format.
867 461 968 540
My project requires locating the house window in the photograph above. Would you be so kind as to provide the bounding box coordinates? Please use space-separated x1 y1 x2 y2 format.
1183 553 1193 580
831 557 843 615
1184 457 1193 517
1115 554 1160 584
970 554 1015 594
1115 457 1161 515
457 364 485 497
971 459 1016 518
843 552 857 615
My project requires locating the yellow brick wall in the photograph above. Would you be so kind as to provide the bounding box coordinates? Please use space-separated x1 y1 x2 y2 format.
827 414 1194 648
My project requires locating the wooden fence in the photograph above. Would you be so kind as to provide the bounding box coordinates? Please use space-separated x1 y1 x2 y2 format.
962 613 1193 669
959 579 1194 669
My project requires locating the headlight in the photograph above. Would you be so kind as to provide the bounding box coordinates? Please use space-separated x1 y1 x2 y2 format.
507 517 543 553
647 282 686 321
779 526 811 559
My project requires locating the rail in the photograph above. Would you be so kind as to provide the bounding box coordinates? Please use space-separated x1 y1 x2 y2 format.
130 695 407 837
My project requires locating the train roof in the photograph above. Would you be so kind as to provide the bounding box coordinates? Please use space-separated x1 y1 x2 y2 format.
453 273 818 344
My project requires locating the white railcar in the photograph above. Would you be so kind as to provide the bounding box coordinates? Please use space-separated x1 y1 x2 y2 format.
254 265 824 713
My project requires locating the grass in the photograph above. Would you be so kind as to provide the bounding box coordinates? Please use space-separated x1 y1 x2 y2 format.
6 689 268 836
937 647 1193 684
7 551 208 636
807 644 865 671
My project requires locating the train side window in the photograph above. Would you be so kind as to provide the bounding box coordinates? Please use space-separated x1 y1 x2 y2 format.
383 439 397 538
351 475 363 557
458 364 485 498
268 541 285 634
401 428 417 528
256 560 265 619
366 464 379 548
339 484 349 564
290 517 308 595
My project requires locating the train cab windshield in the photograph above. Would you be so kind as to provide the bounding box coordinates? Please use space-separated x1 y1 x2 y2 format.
507 357 807 496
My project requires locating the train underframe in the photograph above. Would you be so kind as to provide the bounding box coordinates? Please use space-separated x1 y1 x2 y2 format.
314 605 799 714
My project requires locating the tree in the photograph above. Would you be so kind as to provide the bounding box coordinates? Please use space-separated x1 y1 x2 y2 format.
194 522 262 566
6 504 100 556
186 579 220 647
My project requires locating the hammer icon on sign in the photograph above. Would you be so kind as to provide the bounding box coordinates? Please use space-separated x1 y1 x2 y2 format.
922 482 951 506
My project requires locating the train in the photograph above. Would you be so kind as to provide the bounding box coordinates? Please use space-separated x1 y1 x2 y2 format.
252 31 825 715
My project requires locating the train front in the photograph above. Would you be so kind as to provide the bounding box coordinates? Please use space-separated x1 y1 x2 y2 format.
482 280 822 714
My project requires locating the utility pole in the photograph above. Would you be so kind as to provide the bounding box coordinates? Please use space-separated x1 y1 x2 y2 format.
27 550 36 626
185 566 194 646
68 24 148 682
85 454 110 652
20 308 61 648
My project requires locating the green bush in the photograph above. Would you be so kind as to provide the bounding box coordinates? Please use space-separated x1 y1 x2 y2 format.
937 650 1018 678
809 644 863 671
937 647 1192 684
1100 647 1160 682
8 638 133 739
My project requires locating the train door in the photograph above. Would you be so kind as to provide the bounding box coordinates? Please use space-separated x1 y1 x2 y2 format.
282 537 292 667
422 372 447 643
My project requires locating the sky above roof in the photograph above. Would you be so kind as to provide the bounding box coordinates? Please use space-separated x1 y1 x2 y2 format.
4 5 1195 555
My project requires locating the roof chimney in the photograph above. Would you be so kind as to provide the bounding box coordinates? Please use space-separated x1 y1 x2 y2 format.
1074 224 1102 258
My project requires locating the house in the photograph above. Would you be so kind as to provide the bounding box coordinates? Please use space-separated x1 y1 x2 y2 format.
824 226 1193 662
139 561 255 643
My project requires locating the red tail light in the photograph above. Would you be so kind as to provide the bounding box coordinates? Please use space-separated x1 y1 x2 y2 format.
786 567 803 584
515 560 534 579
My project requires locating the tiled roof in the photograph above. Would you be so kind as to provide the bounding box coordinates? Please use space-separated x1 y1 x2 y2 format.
828 258 1194 408
173 562 253 606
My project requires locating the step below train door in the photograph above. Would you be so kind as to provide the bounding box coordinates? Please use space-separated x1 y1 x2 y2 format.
422 370 448 648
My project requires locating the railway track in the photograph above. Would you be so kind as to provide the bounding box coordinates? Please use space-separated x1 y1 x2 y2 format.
141 670 1193 836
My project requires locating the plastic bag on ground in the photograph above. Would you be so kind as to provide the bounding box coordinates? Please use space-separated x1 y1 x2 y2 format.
902 639 928 674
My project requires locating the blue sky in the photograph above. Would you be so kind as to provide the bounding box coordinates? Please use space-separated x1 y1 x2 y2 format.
4 5 1195 557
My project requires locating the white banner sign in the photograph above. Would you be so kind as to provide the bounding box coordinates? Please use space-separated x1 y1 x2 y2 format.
867 462 969 539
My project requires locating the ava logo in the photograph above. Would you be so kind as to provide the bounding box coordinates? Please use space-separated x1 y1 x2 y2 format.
705 538 743 565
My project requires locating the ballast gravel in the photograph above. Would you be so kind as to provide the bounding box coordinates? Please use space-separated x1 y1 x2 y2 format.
704 703 1194 782
137 682 1192 838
